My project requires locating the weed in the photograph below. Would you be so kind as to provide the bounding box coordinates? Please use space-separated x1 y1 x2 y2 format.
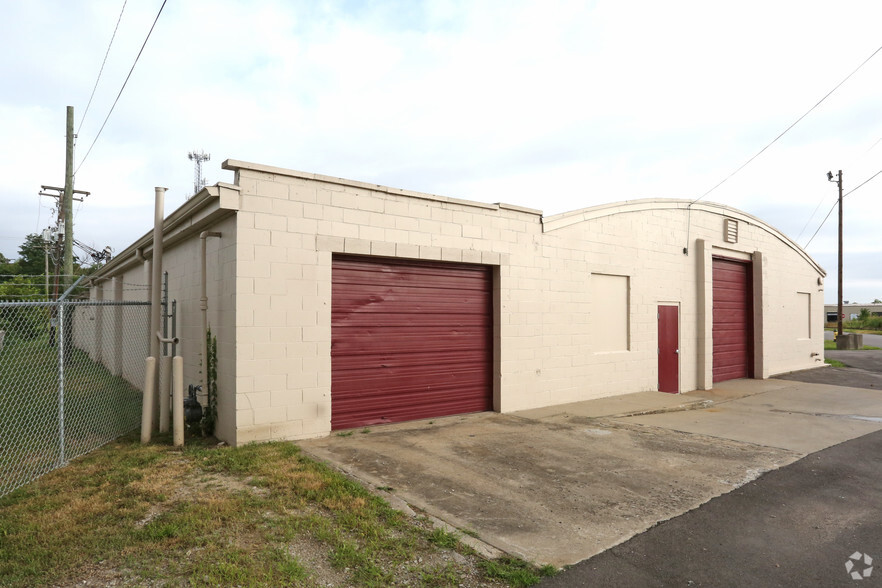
336 430 354 437
361 428 372 434
479 556 557 587
200 328 218 436
462 528 480 538
0 437 515 588
266 547 309 582
825 358 846 367
428 527 460 549
419 562 460 587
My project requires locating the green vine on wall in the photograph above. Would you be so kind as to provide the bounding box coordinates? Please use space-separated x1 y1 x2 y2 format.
202 327 218 436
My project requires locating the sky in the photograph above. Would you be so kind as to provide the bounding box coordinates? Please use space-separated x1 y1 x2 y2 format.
1 0 880 304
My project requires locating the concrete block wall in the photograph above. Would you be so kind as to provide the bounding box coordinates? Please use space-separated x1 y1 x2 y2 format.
76 276 149 392
148 163 825 444
157 216 237 442
89 214 238 442
231 164 542 443
546 203 824 392
227 164 826 443
544 206 698 396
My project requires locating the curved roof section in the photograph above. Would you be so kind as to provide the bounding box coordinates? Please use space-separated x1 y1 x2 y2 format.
542 198 825 276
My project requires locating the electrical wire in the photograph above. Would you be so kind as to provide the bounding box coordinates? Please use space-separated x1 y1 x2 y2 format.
794 194 826 242
803 168 882 249
76 0 128 137
690 43 882 206
796 131 882 241
75 0 167 176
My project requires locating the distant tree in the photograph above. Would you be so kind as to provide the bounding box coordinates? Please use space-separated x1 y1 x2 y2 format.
0 252 15 280
874 298 881 304
860 308 871 321
15 234 48 276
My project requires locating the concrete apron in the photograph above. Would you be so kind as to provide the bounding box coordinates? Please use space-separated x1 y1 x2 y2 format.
297 379 882 567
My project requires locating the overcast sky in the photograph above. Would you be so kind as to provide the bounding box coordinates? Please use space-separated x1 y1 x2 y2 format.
1 0 880 304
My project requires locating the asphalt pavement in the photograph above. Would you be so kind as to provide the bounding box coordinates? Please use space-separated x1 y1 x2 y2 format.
540 426 882 587
777 342 882 390
541 349 882 586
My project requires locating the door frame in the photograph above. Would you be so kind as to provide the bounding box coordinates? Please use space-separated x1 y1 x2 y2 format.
658 304 680 393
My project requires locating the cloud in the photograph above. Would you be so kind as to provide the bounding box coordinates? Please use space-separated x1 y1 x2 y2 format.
1 0 881 305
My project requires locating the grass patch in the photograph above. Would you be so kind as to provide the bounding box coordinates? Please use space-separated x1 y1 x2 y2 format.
825 358 846 367
419 562 461 587
479 557 557 587
0 435 526 587
824 340 881 351
0 332 142 496
428 527 461 549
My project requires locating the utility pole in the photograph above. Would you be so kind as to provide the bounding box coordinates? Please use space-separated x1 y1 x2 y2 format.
39 106 89 294
63 106 74 289
827 170 844 342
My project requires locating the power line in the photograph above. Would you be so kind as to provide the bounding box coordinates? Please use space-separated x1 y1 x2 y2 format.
804 167 882 249
691 43 882 206
75 0 167 176
796 131 882 242
794 193 826 242
76 0 128 137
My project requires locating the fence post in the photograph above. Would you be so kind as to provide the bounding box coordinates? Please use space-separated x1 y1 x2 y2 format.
112 277 123 376
57 299 65 466
55 275 85 466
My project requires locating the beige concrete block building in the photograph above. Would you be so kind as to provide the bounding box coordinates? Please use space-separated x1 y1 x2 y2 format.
88 159 826 446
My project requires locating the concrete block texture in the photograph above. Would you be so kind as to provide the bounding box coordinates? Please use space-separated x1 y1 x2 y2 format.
88 163 825 445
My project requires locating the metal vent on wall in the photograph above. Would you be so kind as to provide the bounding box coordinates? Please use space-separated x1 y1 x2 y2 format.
724 218 738 243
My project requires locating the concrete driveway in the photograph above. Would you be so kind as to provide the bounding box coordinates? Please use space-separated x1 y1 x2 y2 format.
298 379 882 567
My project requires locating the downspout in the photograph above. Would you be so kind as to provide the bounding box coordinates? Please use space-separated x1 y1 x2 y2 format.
200 231 222 414
141 187 166 444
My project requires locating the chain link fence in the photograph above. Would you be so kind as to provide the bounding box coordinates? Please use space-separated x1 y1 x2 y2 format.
0 290 150 497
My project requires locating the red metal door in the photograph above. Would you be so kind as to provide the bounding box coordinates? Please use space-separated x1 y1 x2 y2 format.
331 255 492 430
712 257 754 382
658 305 679 393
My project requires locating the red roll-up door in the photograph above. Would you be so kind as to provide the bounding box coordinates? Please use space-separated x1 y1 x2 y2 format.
712 256 754 382
331 255 493 430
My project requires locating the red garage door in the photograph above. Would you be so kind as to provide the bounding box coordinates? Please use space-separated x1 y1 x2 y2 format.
331 256 493 430
712 257 754 382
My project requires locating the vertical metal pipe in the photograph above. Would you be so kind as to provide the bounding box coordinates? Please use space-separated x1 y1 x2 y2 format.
150 188 166 428
53 275 83 462
162 271 169 356
199 231 221 403
44 244 49 298
171 300 177 358
159 355 171 433
142 187 166 442
173 355 184 447
141 357 156 443
57 301 65 465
